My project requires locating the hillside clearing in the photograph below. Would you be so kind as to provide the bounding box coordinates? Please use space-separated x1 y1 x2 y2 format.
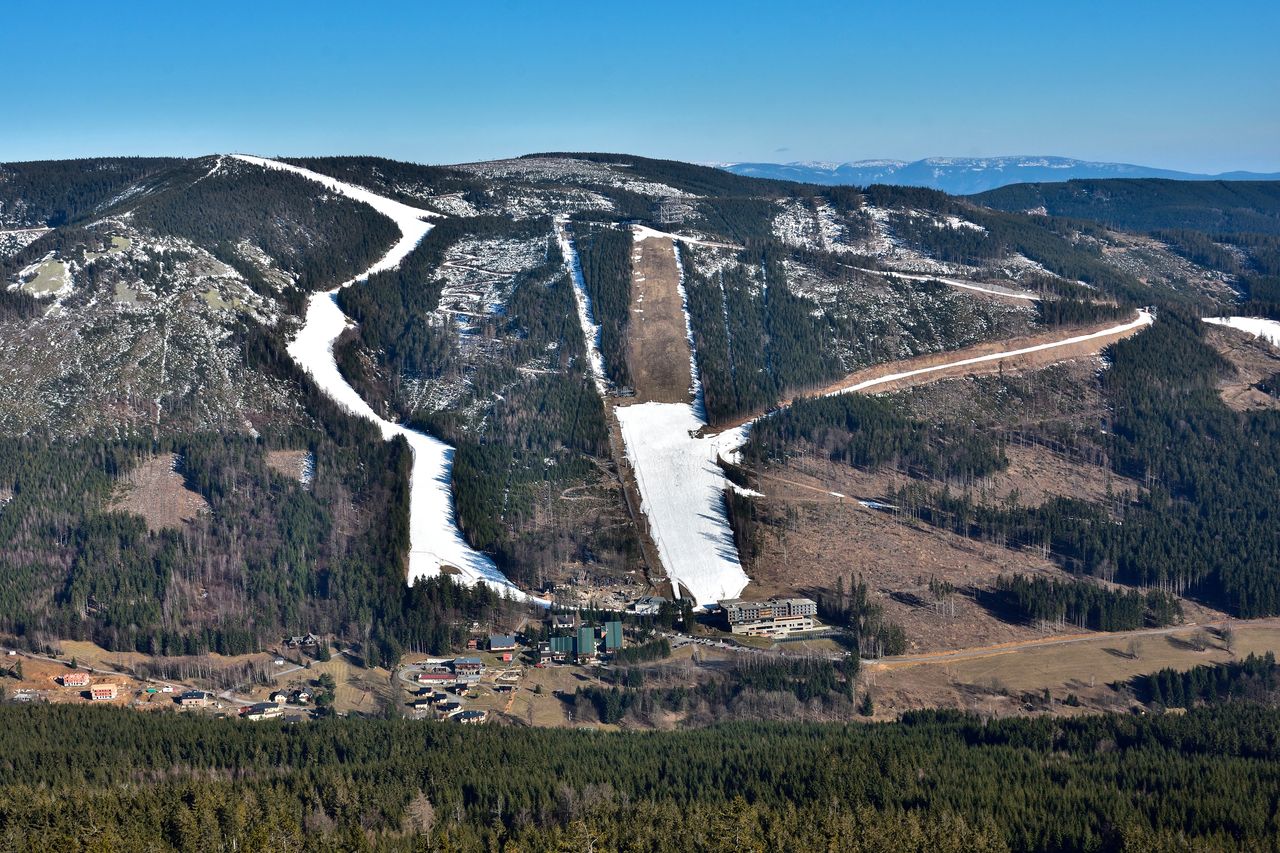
111 453 209 532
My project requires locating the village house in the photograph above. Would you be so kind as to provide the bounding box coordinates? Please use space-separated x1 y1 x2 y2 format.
488 634 517 652
242 702 283 721
415 670 457 686
453 657 484 678
453 709 487 725
90 683 118 701
177 690 213 708
61 671 91 688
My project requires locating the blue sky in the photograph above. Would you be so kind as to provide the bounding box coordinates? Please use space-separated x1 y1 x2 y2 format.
3 0 1277 172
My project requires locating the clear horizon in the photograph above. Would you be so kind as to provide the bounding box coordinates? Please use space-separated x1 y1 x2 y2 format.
2 0 1277 174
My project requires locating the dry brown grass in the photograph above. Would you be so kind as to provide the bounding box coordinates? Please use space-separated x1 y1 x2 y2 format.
623 234 694 405
1207 326 1280 412
866 619 1280 719
111 453 208 532
265 449 311 483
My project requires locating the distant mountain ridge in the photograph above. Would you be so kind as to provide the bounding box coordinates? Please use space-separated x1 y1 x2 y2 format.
720 156 1280 194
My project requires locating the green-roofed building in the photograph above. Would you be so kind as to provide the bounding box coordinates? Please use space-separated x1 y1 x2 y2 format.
604 621 623 651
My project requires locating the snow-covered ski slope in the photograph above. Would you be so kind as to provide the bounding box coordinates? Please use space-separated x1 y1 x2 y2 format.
230 155 541 603
1203 316 1280 347
553 216 608 394
610 226 749 606
614 403 750 605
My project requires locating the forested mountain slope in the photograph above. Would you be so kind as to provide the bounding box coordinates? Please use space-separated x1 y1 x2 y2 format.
1 152 1275 670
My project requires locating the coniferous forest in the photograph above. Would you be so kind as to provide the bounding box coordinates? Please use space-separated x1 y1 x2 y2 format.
1 703 1279 850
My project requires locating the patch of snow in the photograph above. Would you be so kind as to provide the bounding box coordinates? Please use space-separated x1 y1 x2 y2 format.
1203 316 1280 347
554 217 608 394
882 271 1039 301
670 241 706 419
631 224 737 249
614 402 750 605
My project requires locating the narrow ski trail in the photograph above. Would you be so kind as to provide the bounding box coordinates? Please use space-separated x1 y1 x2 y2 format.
231 155 542 604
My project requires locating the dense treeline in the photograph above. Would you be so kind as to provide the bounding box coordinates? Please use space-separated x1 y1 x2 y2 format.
867 184 1147 298
3 703 1280 849
1158 228 1280 319
682 244 846 424
404 235 629 587
1135 653 1280 707
1036 296 1132 327
572 223 633 388
609 636 671 666
282 156 489 209
125 158 399 310
0 157 181 227
993 574 1182 631
817 574 908 657
745 392 1008 482
337 215 550 392
0 313 516 662
579 655 858 723
894 311 1280 617
890 211 1003 265
975 179 1280 236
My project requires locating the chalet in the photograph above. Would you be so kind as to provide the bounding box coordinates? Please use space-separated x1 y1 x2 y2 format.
454 710 487 725
284 633 322 648
550 613 577 631
61 672 91 688
242 702 283 721
177 690 213 707
488 634 517 652
453 657 484 677
291 688 313 704
90 683 118 701
436 700 462 716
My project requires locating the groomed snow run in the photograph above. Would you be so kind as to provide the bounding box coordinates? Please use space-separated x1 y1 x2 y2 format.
826 309 1153 396
615 403 750 606
631 224 738 249
553 216 607 394
713 310 1155 468
230 155 541 604
883 270 1039 301
1203 316 1280 347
